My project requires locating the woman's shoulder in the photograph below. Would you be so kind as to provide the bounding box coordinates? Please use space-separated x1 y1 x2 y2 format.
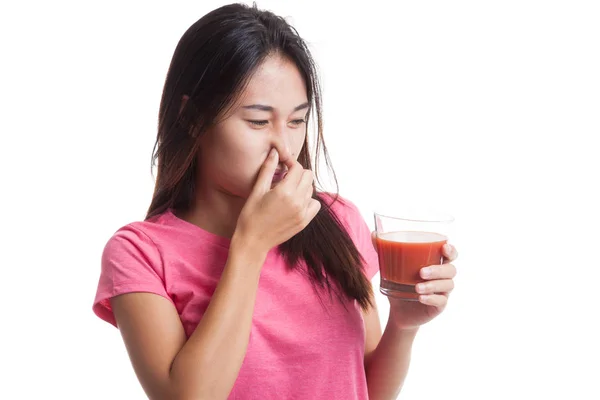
94 214 173 328
101 211 173 257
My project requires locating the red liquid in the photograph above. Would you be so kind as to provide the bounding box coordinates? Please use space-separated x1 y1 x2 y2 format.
375 231 447 300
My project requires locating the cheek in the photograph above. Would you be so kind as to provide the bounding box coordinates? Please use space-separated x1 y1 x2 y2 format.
203 127 267 192
292 130 307 159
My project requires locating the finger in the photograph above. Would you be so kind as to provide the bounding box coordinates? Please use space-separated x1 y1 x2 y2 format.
278 160 304 187
442 243 458 262
250 148 280 196
297 169 315 204
416 279 455 295
420 263 457 280
304 198 321 223
419 294 448 307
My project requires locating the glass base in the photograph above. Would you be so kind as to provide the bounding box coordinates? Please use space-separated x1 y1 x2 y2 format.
379 279 420 301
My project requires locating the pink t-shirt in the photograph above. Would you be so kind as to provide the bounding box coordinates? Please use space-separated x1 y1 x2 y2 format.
93 194 379 399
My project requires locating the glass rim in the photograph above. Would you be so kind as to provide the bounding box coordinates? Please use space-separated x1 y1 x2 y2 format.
374 211 455 224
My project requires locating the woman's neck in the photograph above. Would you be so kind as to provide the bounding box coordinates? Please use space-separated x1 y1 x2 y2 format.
180 186 246 239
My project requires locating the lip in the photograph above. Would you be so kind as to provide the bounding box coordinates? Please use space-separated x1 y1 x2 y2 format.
272 169 287 181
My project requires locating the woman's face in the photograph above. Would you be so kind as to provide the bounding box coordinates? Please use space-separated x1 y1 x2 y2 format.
197 55 309 199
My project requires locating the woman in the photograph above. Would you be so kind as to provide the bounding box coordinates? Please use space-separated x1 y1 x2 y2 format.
93 3 458 399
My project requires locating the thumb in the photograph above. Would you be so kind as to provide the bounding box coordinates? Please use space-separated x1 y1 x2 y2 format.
250 148 279 197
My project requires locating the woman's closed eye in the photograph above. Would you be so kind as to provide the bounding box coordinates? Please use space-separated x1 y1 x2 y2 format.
247 120 269 127
246 119 306 127
290 118 306 126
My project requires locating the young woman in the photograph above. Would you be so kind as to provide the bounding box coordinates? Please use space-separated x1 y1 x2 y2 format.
93 3 458 399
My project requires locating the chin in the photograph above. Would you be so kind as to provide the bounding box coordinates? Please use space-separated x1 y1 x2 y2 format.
217 182 253 201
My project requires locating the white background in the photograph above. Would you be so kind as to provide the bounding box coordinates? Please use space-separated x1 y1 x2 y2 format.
1 0 599 399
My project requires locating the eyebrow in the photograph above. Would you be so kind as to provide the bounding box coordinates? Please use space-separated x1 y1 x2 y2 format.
242 102 310 112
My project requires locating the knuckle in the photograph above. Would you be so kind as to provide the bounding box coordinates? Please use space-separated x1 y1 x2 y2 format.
312 199 321 212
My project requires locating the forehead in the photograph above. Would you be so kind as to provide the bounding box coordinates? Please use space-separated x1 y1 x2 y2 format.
238 55 308 110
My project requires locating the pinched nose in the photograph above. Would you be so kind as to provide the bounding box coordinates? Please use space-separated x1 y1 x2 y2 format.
270 142 294 168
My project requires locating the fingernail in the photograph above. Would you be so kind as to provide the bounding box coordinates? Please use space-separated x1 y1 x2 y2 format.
270 148 277 158
444 243 452 252
421 267 431 278
416 283 428 294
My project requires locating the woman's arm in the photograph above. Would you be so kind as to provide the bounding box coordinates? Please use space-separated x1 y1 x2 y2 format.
111 240 267 400
363 297 419 400
364 242 458 399
109 148 319 399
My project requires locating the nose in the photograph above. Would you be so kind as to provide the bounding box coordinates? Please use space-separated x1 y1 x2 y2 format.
270 126 293 164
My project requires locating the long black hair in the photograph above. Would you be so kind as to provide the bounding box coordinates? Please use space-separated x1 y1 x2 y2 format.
147 3 373 311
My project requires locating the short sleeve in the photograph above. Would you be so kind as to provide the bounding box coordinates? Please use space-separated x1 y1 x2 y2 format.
92 225 171 328
326 194 380 281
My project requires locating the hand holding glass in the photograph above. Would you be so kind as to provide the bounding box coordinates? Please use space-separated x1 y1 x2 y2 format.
374 211 454 300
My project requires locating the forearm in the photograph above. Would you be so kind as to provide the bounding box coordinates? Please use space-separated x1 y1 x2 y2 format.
169 240 266 399
365 314 419 400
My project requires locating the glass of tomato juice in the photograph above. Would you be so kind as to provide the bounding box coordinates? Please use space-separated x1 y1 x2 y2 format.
374 210 454 300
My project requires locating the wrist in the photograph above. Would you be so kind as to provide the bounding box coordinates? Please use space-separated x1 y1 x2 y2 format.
230 232 269 264
386 323 420 346
388 311 421 335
